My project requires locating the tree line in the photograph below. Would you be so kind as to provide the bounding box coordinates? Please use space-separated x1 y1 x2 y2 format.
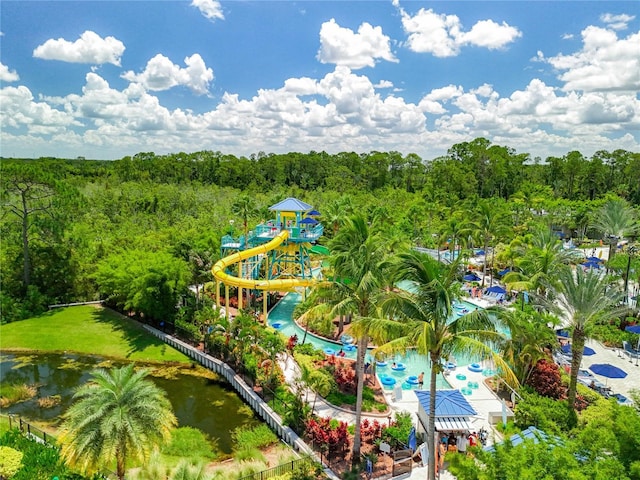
1 138 638 323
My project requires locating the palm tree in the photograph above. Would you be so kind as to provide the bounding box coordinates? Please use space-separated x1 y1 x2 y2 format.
537 266 624 410
353 251 517 480
315 214 388 466
59 364 177 480
503 229 574 297
473 199 511 287
590 198 638 260
499 308 557 385
231 194 257 240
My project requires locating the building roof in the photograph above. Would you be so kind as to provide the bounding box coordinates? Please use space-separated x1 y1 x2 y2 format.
415 389 477 417
268 197 314 212
484 426 560 452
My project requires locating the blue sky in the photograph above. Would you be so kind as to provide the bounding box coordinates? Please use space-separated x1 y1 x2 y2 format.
1 1 638 160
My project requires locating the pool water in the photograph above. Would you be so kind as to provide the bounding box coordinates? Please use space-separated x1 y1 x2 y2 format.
267 293 483 391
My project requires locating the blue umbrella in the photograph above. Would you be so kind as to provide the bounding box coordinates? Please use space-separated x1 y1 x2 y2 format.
307 209 321 216
561 344 595 356
589 363 627 379
625 325 640 334
626 324 640 352
586 256 603 262
486 285 506 294
299 217 318 225
463 273 481 282
498 267 511 277
581 261 601 269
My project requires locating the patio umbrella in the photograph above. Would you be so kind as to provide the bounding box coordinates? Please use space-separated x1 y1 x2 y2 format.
463 273 481 282
498 267 511 277
561 344 596 356
581 261 601 269
589 363 627 380
299 217 318 225
307 209 321 216
586 256 603 262
625 324 640 353
486 285 506 294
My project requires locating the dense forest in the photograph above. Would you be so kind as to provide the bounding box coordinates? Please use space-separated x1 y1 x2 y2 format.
1 137 639 323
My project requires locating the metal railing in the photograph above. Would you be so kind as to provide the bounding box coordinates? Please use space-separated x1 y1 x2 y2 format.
6 415 56 447
238 455 314 480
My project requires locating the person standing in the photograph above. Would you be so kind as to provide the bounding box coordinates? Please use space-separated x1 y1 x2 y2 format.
418 371 424 389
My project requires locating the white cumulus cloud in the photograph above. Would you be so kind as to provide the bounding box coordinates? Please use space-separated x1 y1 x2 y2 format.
399 8 521 57
121 53 214 95
191 0 224 22
545 26 640 92
600 13 635 30
317 19 398 69
33 30 125 66
0 63 19 82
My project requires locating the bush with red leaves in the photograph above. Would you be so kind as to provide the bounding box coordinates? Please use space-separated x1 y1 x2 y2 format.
306 417 350 455
526 359 566 399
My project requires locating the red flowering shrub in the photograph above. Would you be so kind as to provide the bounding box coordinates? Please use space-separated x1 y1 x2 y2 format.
526 359 566 399
333 362 356 392
359 418 382 444
306 417 350 455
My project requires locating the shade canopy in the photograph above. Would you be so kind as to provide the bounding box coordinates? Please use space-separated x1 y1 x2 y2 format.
299 217 319 225
415 389 477 417
268 197 313 211
486 285 506 294
498 268 511 277
589 363 627 379
307 209 321 216
463 273 481 282
581 261 601 269
561 344 595 356
585 256 603 262
484 426 560 452
625 324 640 334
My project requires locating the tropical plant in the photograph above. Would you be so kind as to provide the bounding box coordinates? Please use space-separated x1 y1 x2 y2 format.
231 194 257 240
307 214 389 465
499 308 556 385
503 229 574 296
472 198 511 287
590 197 638 260
59 364 177 480
353 251 517 480
537 266 625 410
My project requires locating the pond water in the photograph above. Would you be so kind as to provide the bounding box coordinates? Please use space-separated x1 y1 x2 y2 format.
0 353 259 454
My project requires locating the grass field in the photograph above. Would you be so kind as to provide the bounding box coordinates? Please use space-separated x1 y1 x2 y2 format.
0 305 190 364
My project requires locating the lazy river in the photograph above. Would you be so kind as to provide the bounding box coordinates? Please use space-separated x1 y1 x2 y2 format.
267 292 486 391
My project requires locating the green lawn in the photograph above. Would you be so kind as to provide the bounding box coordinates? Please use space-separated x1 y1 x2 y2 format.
0 305 190 364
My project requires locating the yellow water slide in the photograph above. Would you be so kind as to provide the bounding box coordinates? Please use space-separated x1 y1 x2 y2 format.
211 230 314 291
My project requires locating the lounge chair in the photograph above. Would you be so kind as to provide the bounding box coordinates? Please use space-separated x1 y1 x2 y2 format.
622 341 640 361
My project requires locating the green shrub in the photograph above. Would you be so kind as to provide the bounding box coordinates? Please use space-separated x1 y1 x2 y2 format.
293 342 323 358
0 446 23 479
382 411 413 448
162 426 215 460
0 429 98 480
514 390 577 434
234 447 266 462
232 424 278 450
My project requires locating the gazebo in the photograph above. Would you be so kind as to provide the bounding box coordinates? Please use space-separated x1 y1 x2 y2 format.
415 389 477 437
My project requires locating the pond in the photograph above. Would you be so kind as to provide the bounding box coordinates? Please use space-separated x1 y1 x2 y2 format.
0 352 260 455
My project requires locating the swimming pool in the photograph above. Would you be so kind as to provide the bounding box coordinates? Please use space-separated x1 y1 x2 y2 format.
267 293 483 391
